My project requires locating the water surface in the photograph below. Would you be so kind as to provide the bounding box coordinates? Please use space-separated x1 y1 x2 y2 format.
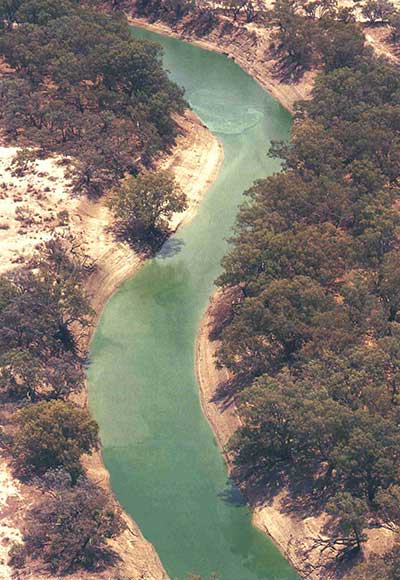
88 27 297 580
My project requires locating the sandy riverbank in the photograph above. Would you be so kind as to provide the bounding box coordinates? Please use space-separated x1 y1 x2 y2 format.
0 109 222 580
82 109 223 325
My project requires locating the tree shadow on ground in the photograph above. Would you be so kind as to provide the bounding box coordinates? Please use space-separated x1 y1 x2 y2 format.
267 44 310 84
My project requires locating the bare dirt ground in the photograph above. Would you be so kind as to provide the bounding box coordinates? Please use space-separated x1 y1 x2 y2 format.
0 109 222 580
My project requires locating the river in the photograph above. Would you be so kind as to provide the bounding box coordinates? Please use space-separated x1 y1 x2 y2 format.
88 27 297 580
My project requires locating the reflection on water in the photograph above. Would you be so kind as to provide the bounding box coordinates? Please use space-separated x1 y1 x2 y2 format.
191 89 265 135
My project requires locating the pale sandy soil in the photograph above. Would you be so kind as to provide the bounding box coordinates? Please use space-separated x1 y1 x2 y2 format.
0 463 22 580
0 109 222 580
364 25 400 66
0 147 78 274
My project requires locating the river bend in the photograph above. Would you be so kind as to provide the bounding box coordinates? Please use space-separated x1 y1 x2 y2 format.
88 27 297 580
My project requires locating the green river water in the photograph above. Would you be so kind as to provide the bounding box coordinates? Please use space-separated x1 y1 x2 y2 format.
88 27 298 580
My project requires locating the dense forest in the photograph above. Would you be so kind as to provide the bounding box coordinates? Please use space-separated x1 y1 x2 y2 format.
0 0 185 196
206 1 400 577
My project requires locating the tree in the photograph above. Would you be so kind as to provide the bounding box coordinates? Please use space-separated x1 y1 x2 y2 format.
220 0 260 22
362 0 396 24
272 10 316 70
376 485 400 530
0 2 186 195
302 0 338 20
326 492 368 554
15 0 74 24
0 0 23 28
379 249 400 321
22 478 124 573
0 349 84 402
109 171 187 248
217 276 334 377
0 241 91 402
319 22 368 71
389 11 400 43
213 3 400 554
12 401 99 480
229 377 352 476
332 413 400 501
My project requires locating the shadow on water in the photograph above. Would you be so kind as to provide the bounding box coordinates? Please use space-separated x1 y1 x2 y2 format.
218 479 248 507
158 236 185 259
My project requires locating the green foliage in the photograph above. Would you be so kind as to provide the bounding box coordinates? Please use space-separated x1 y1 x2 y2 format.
109 171 187 249
23 478 124 573
266 0 376 74
269 0 318 71
361 0 396 23
136 0 195 24
0 0 186 195
219 0 262 23
229 377 353 475
216 9 400 567
376 485 400 529
0 240 91 401
218 276 334 377
326 492 368 552
318 21 368 72
12 400 99 480
8 542 25 568
332 413 400 501
389 10 400 43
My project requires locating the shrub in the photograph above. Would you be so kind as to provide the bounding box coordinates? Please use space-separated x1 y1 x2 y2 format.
12 400 99 481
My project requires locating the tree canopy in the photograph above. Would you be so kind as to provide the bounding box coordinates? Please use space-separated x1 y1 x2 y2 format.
0 240 91 402
21 477 124 573
12 400 99 480
108 171 187 249
0 0 186 195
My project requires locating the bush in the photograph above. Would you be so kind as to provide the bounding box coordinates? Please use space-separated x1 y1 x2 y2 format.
8 542 25 569
12 400 99 481
23 478 125 574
